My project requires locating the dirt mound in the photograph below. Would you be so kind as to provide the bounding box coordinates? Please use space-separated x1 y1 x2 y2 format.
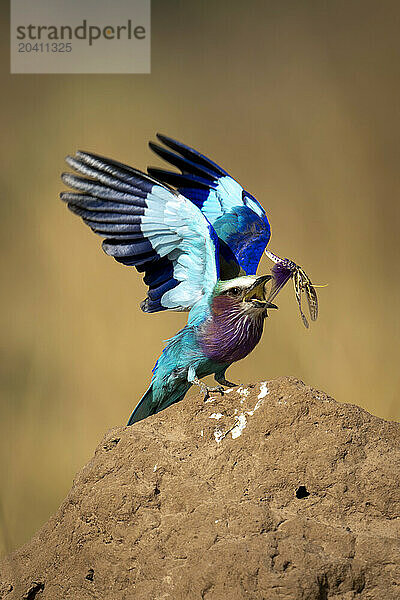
1 377 399 599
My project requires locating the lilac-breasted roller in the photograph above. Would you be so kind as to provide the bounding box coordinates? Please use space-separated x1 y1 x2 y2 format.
61 134 318 425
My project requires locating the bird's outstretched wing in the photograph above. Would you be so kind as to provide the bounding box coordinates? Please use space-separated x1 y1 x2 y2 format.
148 134 271 279
61 151 219 313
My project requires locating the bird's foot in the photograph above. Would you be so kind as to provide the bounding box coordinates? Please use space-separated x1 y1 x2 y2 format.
191 376 225 401
202 385 225 402
214 374 238 388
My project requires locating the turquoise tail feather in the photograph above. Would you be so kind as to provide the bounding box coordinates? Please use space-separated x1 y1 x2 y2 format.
127 385 156 425
127 381 191 426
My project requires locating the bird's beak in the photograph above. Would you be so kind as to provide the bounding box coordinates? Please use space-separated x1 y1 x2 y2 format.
243 275 278 309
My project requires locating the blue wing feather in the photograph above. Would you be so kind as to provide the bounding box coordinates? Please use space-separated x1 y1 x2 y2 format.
149 134 271 277
61 151 219 313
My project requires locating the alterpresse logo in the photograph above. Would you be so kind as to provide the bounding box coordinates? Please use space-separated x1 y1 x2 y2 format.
16 19 147 46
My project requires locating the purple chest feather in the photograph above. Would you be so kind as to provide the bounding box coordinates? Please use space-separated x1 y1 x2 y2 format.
199 296 266 364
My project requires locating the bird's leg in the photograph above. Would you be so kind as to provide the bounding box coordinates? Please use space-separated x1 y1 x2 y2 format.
188 366 225 402
214 369 237 388
196 378 225 402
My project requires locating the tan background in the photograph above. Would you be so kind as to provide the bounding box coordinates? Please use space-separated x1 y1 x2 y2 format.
1 0 399 552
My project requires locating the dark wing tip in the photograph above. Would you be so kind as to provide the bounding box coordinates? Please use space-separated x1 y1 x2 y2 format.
60 190 72 202
148 140 162 153
61 172 73 184
154 133 228 177
147 167 213 191
155 133 175 145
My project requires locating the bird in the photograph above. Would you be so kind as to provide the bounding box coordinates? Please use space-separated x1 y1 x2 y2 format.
60 134 318 425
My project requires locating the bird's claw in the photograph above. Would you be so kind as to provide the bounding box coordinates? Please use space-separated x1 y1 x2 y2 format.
201 384 225 402
214 375 237 388
189 374 225 401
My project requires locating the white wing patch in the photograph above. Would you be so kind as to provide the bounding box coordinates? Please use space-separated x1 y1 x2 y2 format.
143 192 218 311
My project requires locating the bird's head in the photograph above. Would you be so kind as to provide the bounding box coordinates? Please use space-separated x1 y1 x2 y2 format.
212 275 278 317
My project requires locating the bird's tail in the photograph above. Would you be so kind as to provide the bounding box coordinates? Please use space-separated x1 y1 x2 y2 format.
127 384 156 426
127 380 191 426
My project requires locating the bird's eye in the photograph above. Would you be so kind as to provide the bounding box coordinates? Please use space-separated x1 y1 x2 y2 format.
228 287 241 296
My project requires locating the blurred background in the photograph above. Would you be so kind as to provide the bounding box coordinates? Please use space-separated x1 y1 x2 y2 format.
1 0 400 553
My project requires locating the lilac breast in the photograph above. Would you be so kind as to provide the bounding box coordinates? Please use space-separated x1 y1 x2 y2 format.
199 302 266 364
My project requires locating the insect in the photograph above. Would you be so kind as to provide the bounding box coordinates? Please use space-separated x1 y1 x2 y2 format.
265 250 319 329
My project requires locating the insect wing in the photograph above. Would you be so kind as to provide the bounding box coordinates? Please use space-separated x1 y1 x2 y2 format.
265 250 319 327
305 281 318 321
293 271 309 329
267 262 294 302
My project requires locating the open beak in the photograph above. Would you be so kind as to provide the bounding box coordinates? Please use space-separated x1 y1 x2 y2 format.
243 275 278 309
